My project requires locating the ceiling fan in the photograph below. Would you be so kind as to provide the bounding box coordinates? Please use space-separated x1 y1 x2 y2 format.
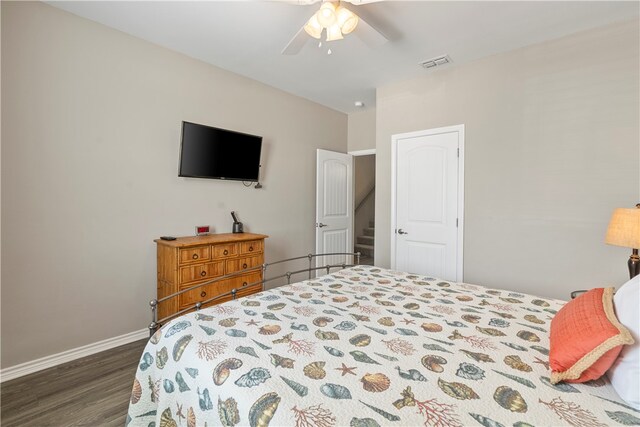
282 0 388 55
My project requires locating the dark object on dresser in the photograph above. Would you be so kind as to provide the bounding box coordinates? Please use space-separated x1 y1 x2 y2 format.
231 211 244 233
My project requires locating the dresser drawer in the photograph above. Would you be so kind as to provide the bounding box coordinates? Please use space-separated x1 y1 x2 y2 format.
216 280 262 304
179 246 210 264
234 272 263 289
226 255 263 273
179 279 234 309
240 240 262 255
236 282 262 298
179 260 224 284
212 243 238 258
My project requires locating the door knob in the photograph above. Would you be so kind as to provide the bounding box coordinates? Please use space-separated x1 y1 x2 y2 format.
397 229 408 235
317 223 328 228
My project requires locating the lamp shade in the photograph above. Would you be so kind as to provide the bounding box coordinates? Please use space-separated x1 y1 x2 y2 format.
326 23 343 41
317 2 337 27
605 208 640 249
336 6 358 34
304 13 323 39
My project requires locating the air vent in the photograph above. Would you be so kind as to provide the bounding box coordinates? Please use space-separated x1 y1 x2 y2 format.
419 55 452 69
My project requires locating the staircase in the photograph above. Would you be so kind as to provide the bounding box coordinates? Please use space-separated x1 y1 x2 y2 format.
355 221 375 265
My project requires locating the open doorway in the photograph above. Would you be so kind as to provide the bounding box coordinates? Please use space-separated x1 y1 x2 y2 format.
352 150 375 265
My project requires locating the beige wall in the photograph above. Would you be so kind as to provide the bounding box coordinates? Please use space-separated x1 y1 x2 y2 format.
376 19 639 300
348 107 376 152
1 2 346 368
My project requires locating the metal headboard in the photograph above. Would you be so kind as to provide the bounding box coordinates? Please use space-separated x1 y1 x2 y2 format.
148 252 361 334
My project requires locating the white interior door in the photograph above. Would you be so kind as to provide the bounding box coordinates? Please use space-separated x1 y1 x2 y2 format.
316 149 353 269
391 125 464 281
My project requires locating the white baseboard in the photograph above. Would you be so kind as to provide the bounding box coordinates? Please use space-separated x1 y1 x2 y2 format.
0 328 149 383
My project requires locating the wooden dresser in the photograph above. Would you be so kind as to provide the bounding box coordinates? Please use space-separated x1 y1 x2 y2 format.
155 233 268 320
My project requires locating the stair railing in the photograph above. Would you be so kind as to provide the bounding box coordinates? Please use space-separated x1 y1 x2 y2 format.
355 185 375 214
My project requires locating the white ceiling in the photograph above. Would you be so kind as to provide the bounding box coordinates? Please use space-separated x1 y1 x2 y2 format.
48 1 639 113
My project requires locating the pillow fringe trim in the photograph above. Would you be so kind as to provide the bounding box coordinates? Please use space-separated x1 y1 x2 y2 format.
550 287 635 384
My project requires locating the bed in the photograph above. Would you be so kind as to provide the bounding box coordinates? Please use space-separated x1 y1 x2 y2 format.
127 265 639 427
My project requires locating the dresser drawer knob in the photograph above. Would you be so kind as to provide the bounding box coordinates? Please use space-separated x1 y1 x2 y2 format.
201 291 207 298
223 249 229 255
248 246 254 252
192 254 199 260
242 263 248 269
200 271 207 277
242 281 248 287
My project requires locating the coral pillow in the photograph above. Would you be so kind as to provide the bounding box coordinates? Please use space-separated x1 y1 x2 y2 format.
549 287 634 384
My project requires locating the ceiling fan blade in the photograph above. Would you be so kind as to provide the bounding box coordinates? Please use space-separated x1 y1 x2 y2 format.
282 27 310 55
355 15 388 47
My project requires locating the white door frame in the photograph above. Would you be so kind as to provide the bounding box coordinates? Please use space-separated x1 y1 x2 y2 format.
348 149 376 156
390 124 465 281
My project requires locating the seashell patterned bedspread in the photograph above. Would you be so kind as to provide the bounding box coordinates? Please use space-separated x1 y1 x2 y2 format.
127 266 639 427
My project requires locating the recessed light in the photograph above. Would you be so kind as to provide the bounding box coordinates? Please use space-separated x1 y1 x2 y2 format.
354 101 365 108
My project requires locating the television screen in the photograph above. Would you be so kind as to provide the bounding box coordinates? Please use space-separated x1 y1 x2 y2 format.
179 121 262 181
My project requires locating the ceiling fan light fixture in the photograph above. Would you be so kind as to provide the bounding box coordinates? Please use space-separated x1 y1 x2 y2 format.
336 6 358 35
304 13 323 39
317 2 337 27
326 23 343 41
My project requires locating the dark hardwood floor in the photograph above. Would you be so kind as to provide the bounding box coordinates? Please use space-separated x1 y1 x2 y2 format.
1 339 147 427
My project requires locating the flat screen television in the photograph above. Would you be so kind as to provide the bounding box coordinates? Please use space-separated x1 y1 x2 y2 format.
179 121 262 181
